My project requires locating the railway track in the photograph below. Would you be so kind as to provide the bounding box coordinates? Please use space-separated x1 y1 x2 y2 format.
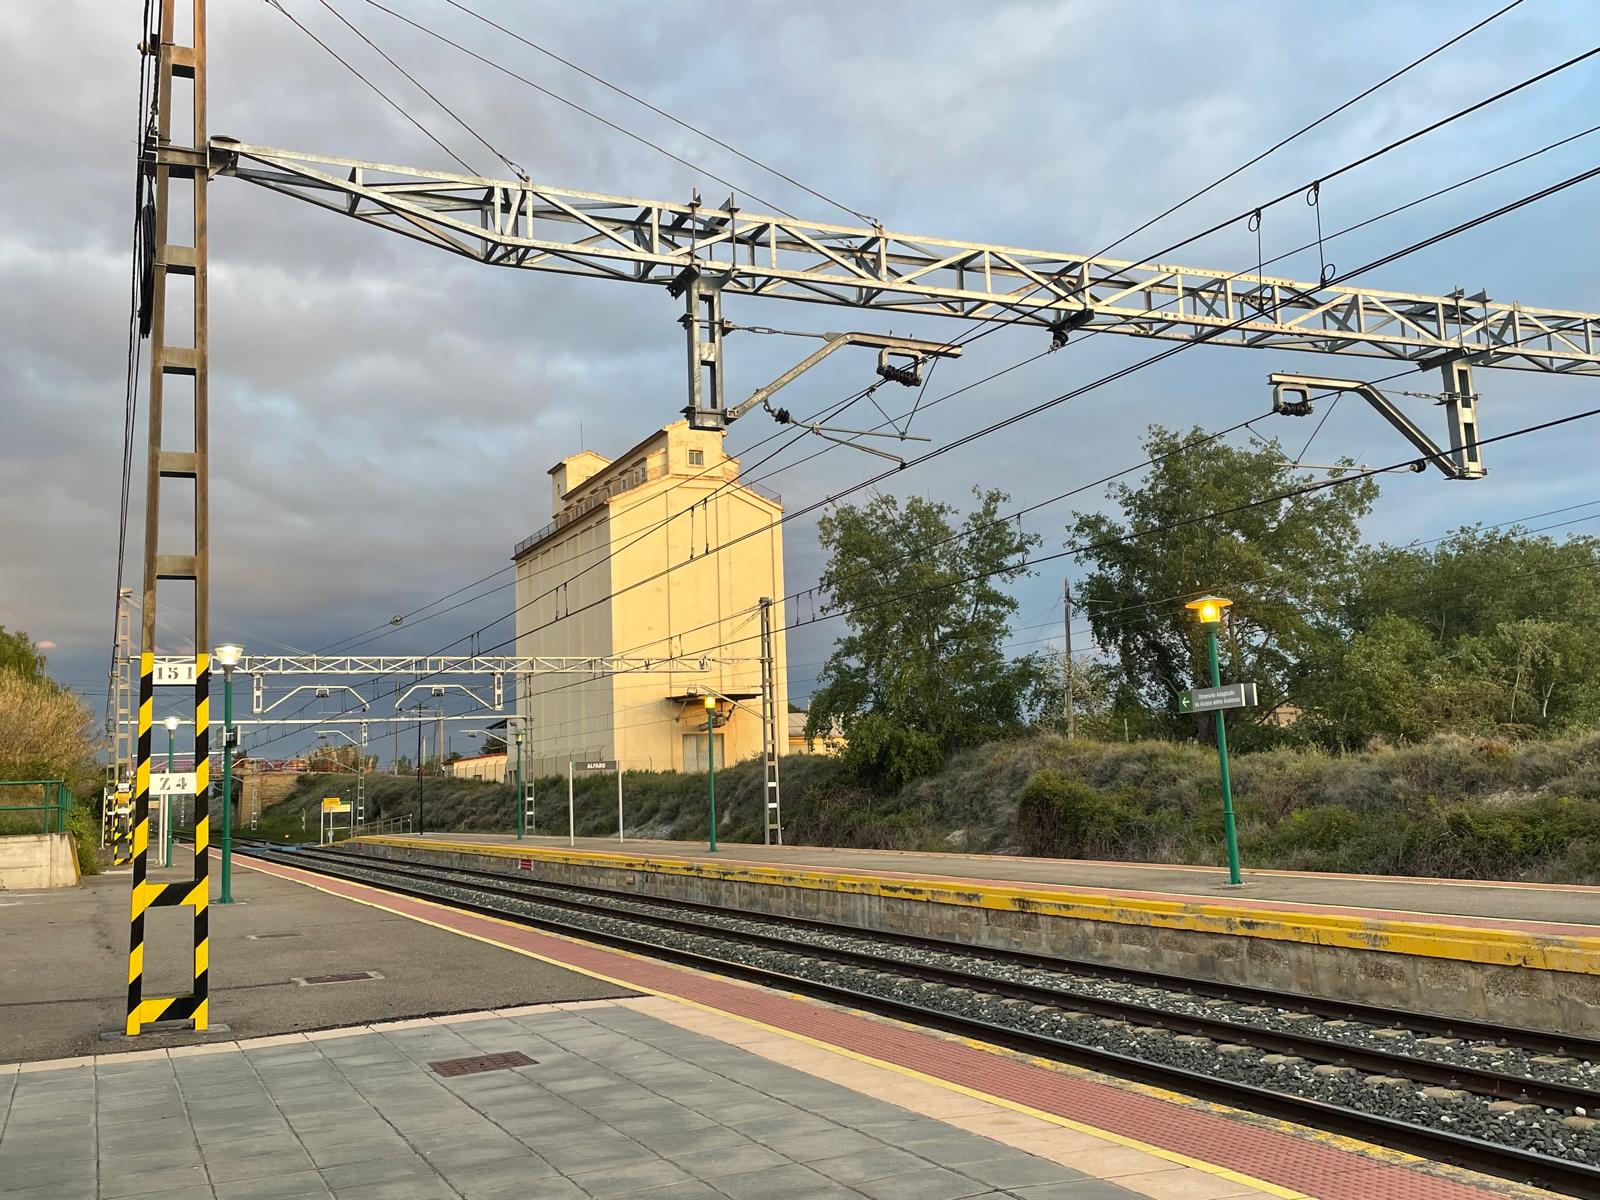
241 841 1600 1197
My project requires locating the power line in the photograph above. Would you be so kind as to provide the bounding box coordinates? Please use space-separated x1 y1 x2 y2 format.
907 35 1600 378
262 0 481 173
252 152 1600 749
356 0 811 219
434 0 876 224
313 0 526 176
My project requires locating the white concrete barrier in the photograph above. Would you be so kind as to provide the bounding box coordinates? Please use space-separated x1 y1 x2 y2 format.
0 833 81 889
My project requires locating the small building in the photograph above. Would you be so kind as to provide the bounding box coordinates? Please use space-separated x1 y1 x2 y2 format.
513 421 787 776
446 752 508 783
788 711 845 755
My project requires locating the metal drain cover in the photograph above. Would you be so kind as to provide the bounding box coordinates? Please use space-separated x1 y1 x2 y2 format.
429 1051 536 1078
291 970 383 986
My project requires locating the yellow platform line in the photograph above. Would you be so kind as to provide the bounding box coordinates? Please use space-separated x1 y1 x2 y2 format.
358 836 1600 975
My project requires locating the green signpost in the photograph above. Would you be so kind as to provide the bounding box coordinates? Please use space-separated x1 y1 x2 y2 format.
1182 597 1257 886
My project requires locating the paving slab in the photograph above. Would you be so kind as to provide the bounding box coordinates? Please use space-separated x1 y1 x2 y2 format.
0 1004 1154 1200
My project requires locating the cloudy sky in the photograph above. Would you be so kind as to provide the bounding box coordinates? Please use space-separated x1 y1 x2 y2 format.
4 1 1598 762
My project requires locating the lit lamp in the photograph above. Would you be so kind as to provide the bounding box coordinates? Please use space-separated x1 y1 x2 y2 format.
162 715 180 867
704 695 718 853
1183 596 1241 885
213 643 244 904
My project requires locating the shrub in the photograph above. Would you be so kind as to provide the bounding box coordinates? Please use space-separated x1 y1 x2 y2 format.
841 716 943 793
1015 768 1135 858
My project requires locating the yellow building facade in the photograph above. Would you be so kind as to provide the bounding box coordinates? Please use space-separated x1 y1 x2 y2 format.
513 421 787 777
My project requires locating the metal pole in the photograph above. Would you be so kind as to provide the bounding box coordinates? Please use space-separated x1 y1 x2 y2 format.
1208 626 1242 885
356 722 366 826
567 762 575 847
415 714 424 834
706 706 718 853
617 767 624 843
220 665 235 904
1063 577 1075 740
515 732 525 840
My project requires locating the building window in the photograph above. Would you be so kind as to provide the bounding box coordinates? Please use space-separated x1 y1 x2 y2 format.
688 449 704 466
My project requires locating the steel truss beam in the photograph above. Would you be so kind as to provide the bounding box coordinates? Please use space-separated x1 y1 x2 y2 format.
228 654 747 675
206 141 1600 376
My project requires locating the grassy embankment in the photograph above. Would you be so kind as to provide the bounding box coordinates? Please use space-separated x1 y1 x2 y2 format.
258 731 1600 883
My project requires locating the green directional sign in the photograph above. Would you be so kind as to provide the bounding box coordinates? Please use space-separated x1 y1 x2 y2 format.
1178 682 1258 715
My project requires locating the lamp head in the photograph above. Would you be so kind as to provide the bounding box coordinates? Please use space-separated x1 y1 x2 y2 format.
1184 595 1232 626
164 716 180 733
213 643 244 668
514 731 523 745
703 694 716 711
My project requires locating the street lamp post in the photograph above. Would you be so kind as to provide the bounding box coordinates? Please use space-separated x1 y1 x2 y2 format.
1184 597 1242 886
515 730 525 840
704 695 718 853
214 643 243 905
163 715 179 868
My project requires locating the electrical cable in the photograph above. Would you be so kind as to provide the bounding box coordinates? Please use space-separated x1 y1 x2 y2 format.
262 0 482 174
239 404 1600 760
313 0 527 177
241 155 1600 756
357 0 800 217
435 0 876 224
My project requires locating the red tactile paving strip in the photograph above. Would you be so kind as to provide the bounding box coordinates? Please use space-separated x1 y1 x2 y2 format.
246 855 1508 1200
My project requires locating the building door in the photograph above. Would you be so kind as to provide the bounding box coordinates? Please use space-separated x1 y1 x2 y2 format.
682 733 725 773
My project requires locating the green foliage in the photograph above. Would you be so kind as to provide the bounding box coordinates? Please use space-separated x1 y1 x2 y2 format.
65 804 100 875
1014 768 1136 858
807 487 1048 783
840 714 943 792
1299 528 1600 746
1067 424 1377 741
0 627 48 682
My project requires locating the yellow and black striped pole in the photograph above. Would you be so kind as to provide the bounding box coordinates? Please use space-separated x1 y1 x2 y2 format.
125 652 211 1036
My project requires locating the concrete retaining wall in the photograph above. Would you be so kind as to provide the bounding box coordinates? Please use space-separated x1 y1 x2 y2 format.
0 834 81 890
351 840 1600 1036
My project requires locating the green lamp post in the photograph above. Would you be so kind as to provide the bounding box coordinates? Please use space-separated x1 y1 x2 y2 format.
1185 597 1241 885
214 643 244 904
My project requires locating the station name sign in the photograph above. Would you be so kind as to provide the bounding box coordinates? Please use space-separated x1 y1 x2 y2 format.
572 760 618 772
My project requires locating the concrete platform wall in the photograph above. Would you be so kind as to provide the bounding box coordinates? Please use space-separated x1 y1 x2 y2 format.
0 833 80 890
351 840 1600 1036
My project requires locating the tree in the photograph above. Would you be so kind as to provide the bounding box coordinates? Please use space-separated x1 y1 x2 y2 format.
0 670 99 780
0 627 48 683
1308 528 1600 741
807 488 1043 776
1067 425 1378 740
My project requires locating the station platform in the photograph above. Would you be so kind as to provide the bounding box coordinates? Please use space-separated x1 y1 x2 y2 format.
2 850 1541 1200
0 852 628 1063
354 834 1600 1035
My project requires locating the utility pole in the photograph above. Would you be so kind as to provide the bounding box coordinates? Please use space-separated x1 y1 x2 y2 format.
1063 577 1075 741
126 0 211 1037
415 711 424 834
759 597 782 844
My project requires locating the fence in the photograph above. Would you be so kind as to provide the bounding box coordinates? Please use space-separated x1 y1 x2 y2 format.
349 813 415 840
0 780 75 835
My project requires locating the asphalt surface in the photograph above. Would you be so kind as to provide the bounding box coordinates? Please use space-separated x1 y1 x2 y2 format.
0 852 631 1062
